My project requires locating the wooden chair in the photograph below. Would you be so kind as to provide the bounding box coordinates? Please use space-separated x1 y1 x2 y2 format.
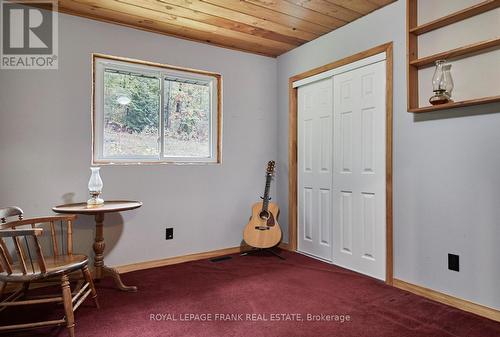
0 207 99 337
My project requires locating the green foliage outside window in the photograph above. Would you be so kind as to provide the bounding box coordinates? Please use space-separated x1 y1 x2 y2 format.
102 70 211 158
104 71 160 134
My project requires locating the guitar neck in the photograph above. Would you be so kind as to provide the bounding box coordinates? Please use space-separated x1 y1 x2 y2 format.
262 174 272 212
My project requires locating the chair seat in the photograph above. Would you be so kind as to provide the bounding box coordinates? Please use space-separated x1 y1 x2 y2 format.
0 254 88 282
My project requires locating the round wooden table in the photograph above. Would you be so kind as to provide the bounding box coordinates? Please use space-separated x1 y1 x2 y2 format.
52 200 142 292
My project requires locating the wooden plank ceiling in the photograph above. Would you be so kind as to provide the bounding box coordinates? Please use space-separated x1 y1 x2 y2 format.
56 0 396 57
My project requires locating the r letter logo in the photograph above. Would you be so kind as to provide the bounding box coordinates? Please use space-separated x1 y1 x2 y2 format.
1 0 58 69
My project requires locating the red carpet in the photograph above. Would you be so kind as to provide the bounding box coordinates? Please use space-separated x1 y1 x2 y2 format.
2 250 499 337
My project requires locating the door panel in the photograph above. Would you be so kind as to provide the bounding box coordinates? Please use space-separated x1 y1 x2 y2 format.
303 187 313 241
298 78 333 261
332 60 386 280
340 191 353 254
361 192 376 259
319 188 331 246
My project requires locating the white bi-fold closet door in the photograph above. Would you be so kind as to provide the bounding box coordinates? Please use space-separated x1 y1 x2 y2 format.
297 78 334 261
297 55 386 280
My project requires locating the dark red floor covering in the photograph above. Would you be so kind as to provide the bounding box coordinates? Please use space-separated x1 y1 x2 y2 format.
1 250 499 337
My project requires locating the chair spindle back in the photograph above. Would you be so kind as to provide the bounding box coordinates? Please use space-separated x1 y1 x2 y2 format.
0 214 76 276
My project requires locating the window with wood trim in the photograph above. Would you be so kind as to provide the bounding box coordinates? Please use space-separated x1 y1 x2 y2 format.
92 54 221 164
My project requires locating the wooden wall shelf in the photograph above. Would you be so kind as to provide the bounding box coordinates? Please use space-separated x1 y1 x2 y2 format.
407 0 500 113
409 0 500 35
409 95 500 113
410 37 500 68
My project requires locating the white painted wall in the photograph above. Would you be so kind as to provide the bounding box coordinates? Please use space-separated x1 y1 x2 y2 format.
276 0 500 309
1 0 499 312
0 12 277 267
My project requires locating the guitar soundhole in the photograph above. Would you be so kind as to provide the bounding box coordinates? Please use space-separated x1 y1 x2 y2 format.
259 210 270 220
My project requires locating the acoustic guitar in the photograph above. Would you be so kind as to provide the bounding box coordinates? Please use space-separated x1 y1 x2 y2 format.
243 161 282 248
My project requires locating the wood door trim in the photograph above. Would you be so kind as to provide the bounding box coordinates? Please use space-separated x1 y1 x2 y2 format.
288 42 394 284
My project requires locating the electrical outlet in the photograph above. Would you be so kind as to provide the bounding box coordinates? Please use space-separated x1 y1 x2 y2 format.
166 227 173 240
448 253 459 272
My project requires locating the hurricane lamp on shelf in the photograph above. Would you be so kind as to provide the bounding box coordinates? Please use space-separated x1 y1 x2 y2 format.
87 167 104 207
429 60 454 105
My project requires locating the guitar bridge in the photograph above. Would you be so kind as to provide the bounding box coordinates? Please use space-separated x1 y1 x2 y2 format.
255 226 270 231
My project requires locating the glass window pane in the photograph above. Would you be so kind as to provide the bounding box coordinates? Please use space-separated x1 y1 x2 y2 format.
103 70 160 158
163 80 211 158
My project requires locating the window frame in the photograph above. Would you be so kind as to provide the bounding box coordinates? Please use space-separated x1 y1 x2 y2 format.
92 53 222 165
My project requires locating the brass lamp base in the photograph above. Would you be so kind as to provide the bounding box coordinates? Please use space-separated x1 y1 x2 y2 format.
87 192 104 207
429 90 453 105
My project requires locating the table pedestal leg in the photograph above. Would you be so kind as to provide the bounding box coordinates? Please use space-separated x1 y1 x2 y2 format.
93 213 137 292
93 214 105 280
103 266 137 292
